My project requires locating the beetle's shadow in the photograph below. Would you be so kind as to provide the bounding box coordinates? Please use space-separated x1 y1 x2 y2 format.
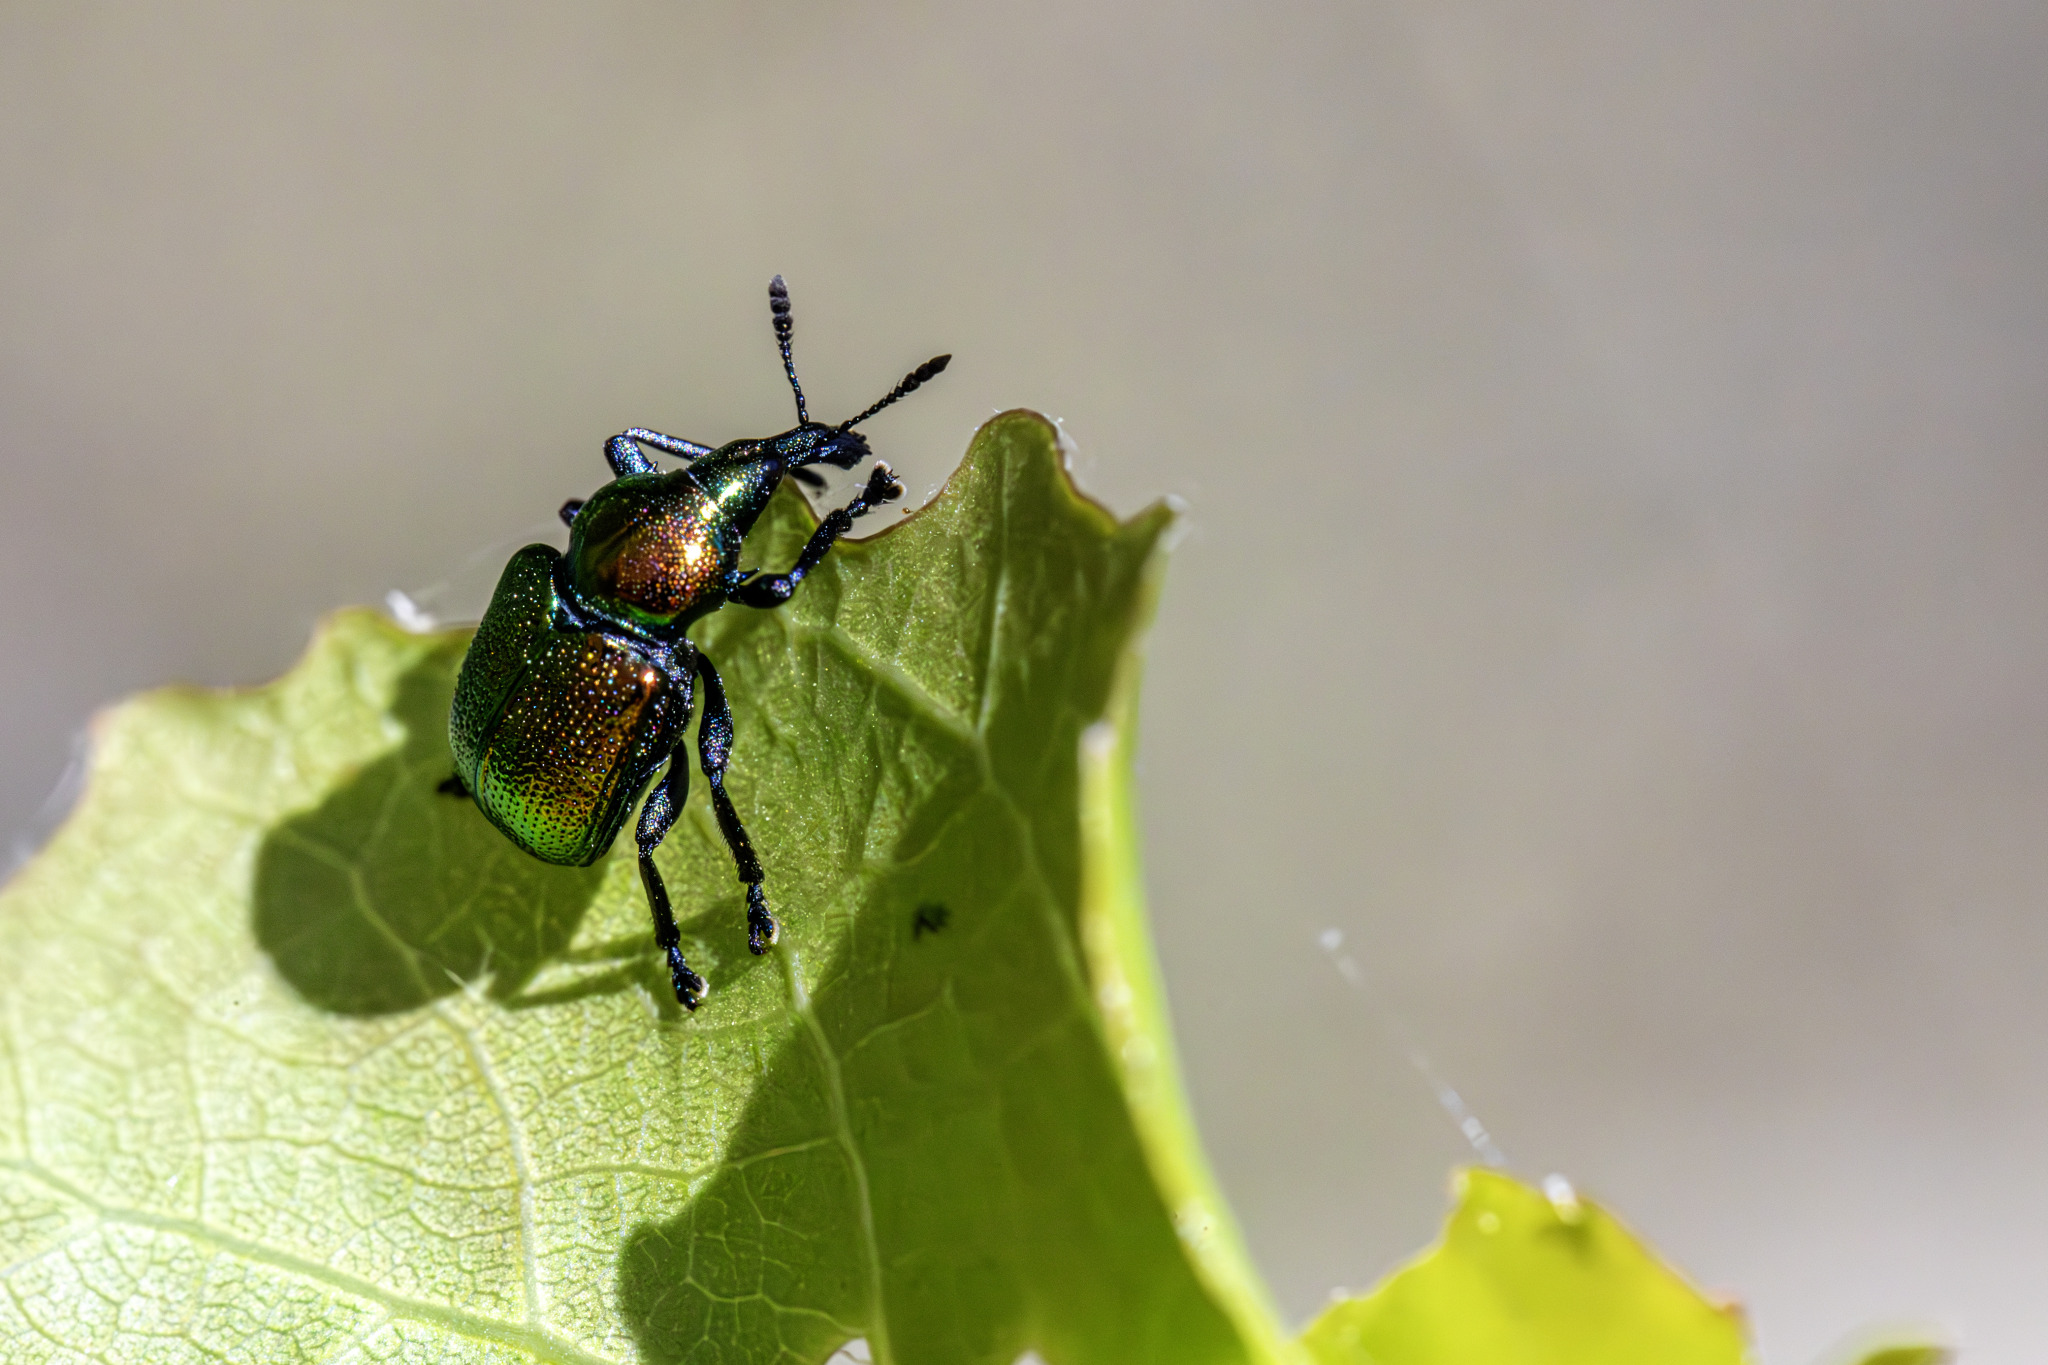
252 641 611 1016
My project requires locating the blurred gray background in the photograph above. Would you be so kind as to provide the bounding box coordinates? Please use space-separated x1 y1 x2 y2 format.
3 3 2044 1361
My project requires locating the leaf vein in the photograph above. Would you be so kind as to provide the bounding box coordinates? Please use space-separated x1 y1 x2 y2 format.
433 1006 543 1329
0 1157 615 1365
783 952 892 1365
0 1162 610 1358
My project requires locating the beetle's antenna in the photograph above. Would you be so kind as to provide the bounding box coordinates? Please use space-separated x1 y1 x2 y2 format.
840 354 951 430
768 275 808 424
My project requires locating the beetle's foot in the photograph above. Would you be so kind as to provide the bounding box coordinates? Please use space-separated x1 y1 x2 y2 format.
668 948 708 1010
865 461 904 505
436 773 469 798
746 883 779 955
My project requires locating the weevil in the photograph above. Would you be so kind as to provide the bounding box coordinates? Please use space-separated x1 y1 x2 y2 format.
444 276 949 1009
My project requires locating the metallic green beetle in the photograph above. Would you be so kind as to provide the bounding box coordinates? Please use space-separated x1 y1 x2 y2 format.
445 276 949 1009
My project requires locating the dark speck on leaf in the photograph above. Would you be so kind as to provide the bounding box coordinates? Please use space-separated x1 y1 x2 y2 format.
913 903 950 939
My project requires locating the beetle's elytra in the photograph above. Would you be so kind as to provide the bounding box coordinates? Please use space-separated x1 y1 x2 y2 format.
446 276 949 1010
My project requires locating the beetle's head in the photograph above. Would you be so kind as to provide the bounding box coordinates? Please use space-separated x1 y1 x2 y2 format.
758 275 949 489
765 422 872 477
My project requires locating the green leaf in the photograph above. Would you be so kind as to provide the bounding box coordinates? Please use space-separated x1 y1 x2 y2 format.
0 412 1289 1365
0 408 1941 1365
1301 1169 1751 1365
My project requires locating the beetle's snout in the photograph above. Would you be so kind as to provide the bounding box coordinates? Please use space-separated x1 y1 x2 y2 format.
802 429 871 471
769 423 871 473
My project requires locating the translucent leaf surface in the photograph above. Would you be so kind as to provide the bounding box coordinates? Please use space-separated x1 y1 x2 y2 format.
0 413 1284 1365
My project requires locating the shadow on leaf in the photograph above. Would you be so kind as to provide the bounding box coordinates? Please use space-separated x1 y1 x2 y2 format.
615 995 873 1365
613 821 1090 1365
253 637 607 1015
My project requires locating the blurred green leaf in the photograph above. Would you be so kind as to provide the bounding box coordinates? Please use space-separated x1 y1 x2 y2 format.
1302 1169 1751 1365
1828 1340 1954 1365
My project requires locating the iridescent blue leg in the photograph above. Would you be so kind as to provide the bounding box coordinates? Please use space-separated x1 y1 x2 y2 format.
693 652 777 953
605 428 715 478
726 462 904 608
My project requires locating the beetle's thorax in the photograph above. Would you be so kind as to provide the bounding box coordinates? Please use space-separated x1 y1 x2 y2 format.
562 468 737 633
561 424 871 635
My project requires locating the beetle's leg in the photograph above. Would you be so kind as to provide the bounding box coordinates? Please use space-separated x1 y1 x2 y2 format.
636 751 711 1010
726 462 904 609
559 498 584 526
606 429 714 478
693 651 777 953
